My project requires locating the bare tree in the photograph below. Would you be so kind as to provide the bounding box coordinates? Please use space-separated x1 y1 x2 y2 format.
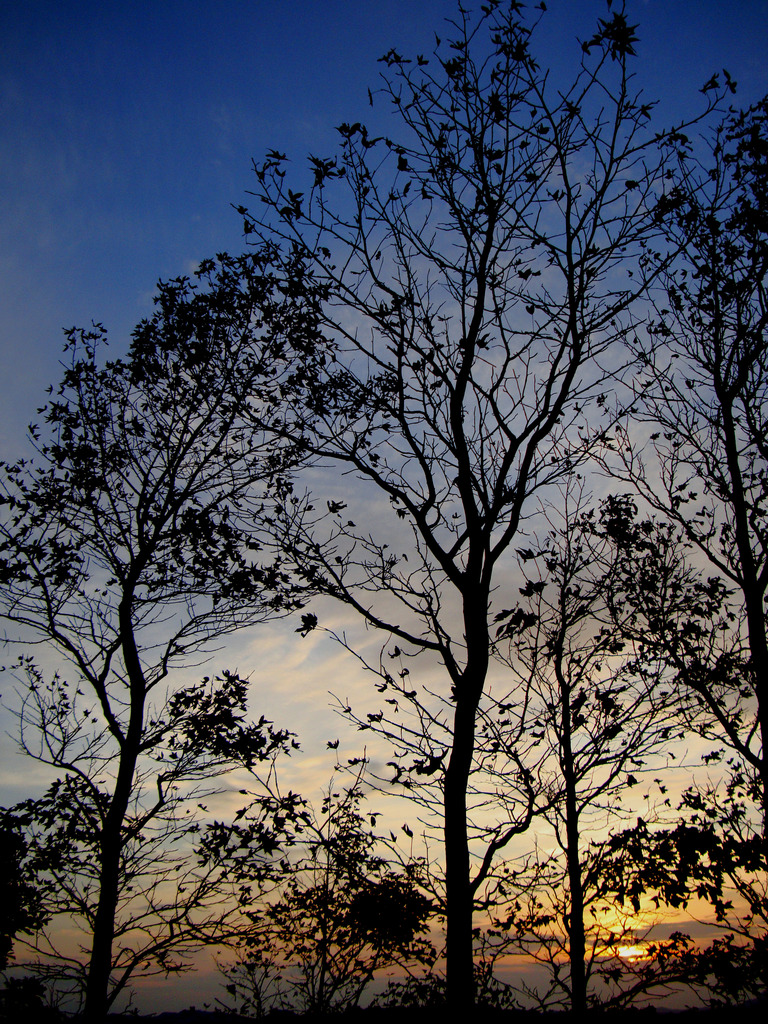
0 250 324 1018
241 1 723 1005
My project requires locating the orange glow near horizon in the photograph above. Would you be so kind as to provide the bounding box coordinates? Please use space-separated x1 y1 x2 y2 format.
614 943 651 962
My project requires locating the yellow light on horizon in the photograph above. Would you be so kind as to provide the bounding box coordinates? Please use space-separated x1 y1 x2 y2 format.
615 943 650 961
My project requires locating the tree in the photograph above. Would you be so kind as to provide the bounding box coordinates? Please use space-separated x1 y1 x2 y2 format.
240 0 723 1006
527 490 767 1007
598 770 767 1006
481 487 686 1011
0 249 325 1018
604 96 768 833
222 779 434 1015
0 808 49 972
2 668 308 1015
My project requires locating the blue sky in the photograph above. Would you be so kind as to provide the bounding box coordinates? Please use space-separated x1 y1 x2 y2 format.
1 1 767 456
1 0 767 1012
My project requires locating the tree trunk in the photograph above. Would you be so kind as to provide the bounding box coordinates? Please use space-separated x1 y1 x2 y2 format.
556 651 587 1012
83 743 140 1020
444 706 476 1010
562 736 586 1012
84 810 126 1018
443 595 489 1009
83 606 146 1020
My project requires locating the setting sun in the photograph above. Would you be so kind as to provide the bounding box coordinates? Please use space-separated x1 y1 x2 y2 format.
615 944 650 962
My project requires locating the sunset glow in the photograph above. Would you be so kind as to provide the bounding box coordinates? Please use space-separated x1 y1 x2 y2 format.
615 943 650 962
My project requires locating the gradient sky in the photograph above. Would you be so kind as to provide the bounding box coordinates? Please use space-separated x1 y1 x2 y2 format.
1 0 767 1013
2 0 767 456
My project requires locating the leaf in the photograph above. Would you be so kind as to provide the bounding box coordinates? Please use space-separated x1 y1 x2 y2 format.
296 612 318 636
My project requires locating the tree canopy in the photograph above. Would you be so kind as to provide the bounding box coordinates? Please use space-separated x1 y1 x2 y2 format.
236 0 731 1007
0 249 326 1017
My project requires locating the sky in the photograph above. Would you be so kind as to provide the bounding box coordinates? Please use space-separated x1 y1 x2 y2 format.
2 0 767 458
1 0 767 1013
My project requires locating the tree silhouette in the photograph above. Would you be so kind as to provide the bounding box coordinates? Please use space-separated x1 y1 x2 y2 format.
222 780 434 1015
242 1 723 1005
605 96 768 837
0 249 325 1018
0 808 49 972
599 772 767 1005
543 491 768 1006
473 487 684 1011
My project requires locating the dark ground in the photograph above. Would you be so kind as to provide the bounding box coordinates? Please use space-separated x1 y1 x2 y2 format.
12 1001 763 1024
